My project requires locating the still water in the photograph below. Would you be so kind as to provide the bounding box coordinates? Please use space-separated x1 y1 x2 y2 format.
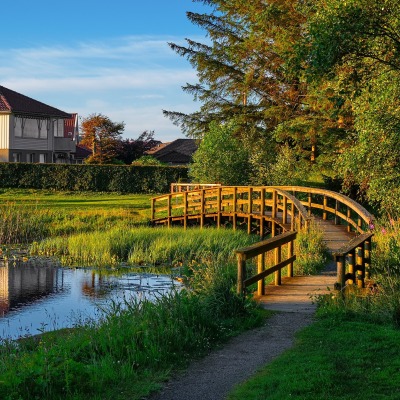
0 260 181 341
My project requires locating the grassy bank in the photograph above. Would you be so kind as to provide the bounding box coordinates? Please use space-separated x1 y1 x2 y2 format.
0 261 267 400
228 313 400 400
0 189 151 244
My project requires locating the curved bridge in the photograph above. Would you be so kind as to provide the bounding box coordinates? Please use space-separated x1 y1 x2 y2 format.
151 185 374 296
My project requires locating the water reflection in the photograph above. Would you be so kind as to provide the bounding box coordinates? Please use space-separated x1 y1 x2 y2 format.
0 260 180 341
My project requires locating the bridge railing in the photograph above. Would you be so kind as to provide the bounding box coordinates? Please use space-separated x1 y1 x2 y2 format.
275 186 374 234
151 186 310 234
170 183 221 193
236 231 297 295
333 232 373 290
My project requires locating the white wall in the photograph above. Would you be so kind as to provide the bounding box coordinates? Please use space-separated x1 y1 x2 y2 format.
0 114 10 149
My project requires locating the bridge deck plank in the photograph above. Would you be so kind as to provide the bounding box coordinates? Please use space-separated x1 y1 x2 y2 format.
256 216 355 313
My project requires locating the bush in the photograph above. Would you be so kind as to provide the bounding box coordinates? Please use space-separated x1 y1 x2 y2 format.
0 163 188 193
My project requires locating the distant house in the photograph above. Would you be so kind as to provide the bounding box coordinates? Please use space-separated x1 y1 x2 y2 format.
146 138 198 165
0 85 78 163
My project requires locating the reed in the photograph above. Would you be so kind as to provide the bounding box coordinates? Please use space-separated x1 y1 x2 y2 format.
30 227 259 268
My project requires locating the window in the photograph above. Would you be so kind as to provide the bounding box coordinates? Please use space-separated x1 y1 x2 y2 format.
26 153 35 163
39 153 46 163
12 153 21 162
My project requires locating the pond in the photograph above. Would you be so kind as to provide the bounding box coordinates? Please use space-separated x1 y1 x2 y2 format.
0 259 182 341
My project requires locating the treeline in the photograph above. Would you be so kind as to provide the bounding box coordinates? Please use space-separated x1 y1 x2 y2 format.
0 163 188 193
167 0 400 215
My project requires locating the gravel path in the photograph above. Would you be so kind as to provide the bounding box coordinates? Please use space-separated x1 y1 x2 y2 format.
148 311 314 400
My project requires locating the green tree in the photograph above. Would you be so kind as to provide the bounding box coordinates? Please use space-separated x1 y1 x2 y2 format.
305 0 400 213
80 114 125 164
190 121 250 185
165 1 345 175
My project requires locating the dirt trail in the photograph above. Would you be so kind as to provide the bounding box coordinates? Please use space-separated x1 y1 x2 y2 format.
148 311 314 400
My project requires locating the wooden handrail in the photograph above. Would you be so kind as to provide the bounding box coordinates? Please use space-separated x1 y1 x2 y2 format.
236 231 297 294
333 232 373 291
151 186 310 234
275 186 374 234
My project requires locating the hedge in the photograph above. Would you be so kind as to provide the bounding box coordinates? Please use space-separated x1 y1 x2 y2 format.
0 163 189 193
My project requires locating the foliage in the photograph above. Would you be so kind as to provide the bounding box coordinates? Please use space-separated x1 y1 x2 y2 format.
117 130 161 164
80 113 125 164
0 163 188 193
190 121 251 185
305 0 400 214
131 155 165 166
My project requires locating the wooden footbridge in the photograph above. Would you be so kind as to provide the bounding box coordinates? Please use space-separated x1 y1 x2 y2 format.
151 185 374 308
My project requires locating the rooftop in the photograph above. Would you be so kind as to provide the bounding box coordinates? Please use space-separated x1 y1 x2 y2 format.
0 85 71 119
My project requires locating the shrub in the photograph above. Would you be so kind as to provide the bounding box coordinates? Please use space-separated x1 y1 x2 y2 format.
0 163 188 193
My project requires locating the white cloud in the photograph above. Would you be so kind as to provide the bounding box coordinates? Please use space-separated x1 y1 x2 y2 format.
1 35 201 141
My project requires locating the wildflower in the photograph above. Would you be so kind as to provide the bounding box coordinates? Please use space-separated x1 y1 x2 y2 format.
369 222 375 230
381 228 386 234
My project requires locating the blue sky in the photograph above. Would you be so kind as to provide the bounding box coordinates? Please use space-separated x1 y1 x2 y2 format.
1 1 211 141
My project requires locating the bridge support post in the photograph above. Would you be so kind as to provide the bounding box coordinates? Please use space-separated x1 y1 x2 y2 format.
233 187 237 231
200 190 205 228
348 251 355 284
336 255 345 293
287 240 294 278
217 187 222 228
237 254 246 295
365 238 371 280
257 253 265 295
183 191 188 229
356 245 365 288
274 245 282 285
167 196 171 228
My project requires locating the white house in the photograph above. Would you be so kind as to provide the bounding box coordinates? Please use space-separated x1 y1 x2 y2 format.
0 85 78 163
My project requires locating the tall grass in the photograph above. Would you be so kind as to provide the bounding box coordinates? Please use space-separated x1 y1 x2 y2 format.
0 261 265 400
313 217 400 327
295 221 328 275
0 191 151 245
30 227 260 268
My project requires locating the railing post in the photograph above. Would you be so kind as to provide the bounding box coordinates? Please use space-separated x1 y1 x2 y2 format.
356 245 365 288
283 196 288 225
257 253 265 295
247 187 253 234
237 253 246 295
288 239 294 277
348 250 355 285
183 191 188 229
200 190 205 228
233 187 237 230
217 186 222 228
308 192 312 217
272 189 277 219
323 196 327 220
336 255 345 293
260 188 265 238
151 198 155 221
347 207 351 233
365 238 371 280
334 200 339 225
167 195 172 228
274 244 282 285
291 202 295 231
